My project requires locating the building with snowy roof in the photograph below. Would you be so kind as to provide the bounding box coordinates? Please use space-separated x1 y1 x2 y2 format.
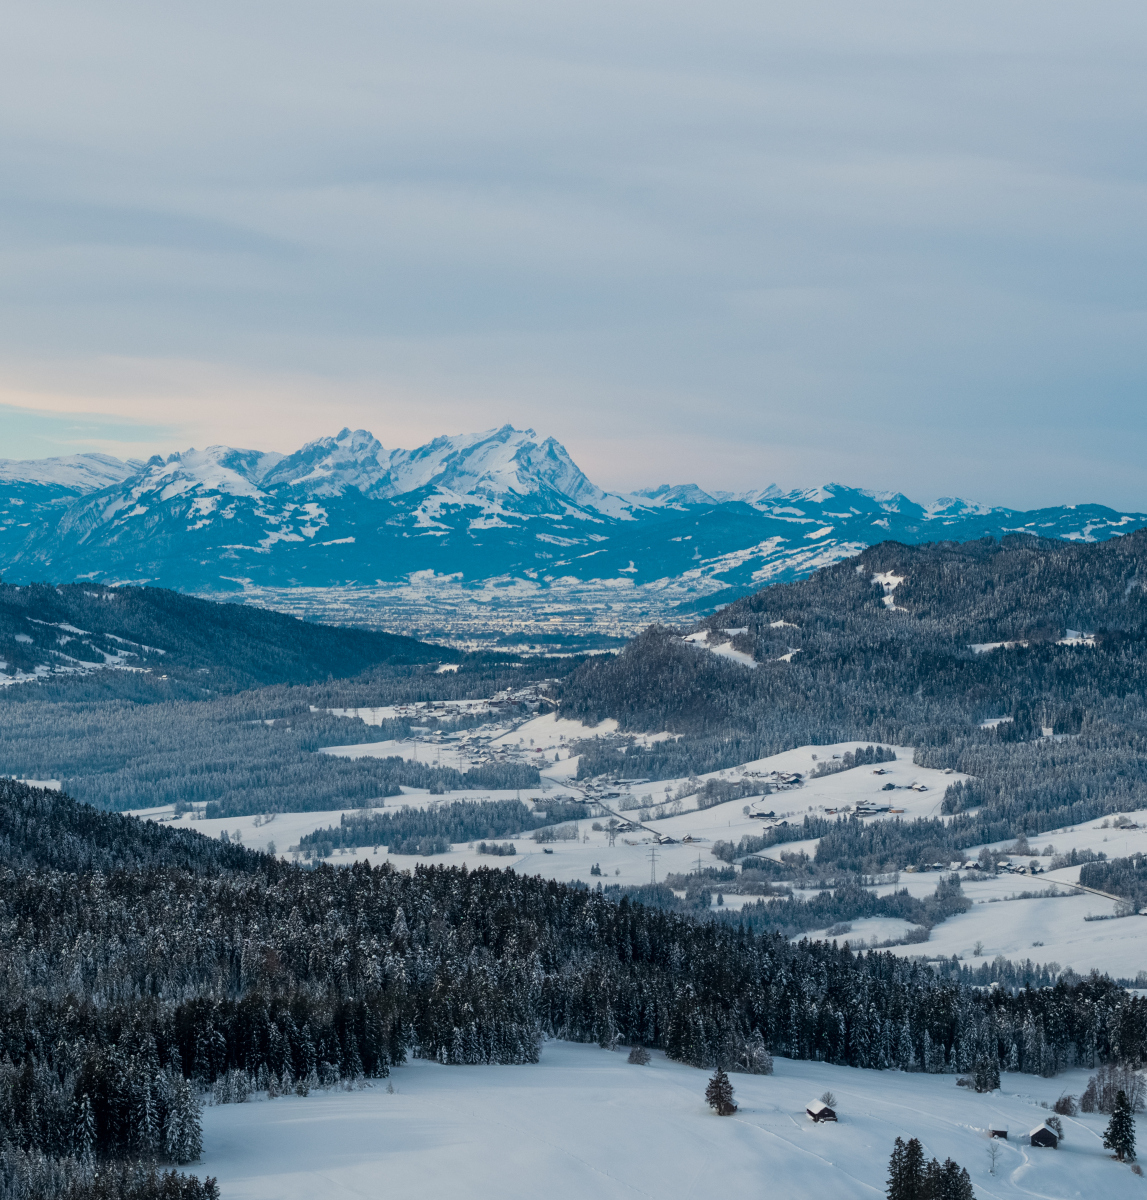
806 1100 836 1122
1029 1123 1058 1149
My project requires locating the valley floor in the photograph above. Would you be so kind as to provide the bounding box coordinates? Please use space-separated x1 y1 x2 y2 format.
130 726 1147 979
189 1041 1138 1200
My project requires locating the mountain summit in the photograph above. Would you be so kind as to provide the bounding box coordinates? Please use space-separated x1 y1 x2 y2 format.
1 428 1144 614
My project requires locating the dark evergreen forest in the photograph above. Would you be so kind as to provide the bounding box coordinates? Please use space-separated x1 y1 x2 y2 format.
2 780 1146 1197
294 798 589 858
1080 854 1147 909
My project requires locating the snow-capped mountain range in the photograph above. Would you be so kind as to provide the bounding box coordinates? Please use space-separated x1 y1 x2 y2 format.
2 425 1144 617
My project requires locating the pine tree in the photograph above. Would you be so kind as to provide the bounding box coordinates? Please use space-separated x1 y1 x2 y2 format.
73 1092 96 1162
923 1156 974 1200
704 1067 736 1115
886 1136 925 1200
974 1056 999 1093
131 1072 157 1157
343 1029 364 1080
1104 1088 1136 1162
896 1016 915 1070
163 1074 203 1164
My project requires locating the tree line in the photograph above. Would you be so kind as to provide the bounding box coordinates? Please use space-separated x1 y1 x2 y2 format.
295 798 589 858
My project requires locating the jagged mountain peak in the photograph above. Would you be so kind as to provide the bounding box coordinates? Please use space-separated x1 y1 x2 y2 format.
239 424 622 512
5 430 1147 607
383 425 628 515
127 445 283 500
262 428 391 497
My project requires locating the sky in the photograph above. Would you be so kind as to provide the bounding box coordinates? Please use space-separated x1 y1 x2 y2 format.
0 1 1145 508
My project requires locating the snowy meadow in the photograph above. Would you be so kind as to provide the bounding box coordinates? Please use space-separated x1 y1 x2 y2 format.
192 1042 1140 1200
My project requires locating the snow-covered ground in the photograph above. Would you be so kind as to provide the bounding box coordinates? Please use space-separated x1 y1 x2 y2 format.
129 722 1147 978
890 812 1147 979
190 1041 1142 1200
883 887 1147 978
128 737 955 893
314 708 611 771
317 739 473 770
794 916 921 948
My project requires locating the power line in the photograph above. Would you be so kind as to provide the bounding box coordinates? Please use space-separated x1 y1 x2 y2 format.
648 845 660 885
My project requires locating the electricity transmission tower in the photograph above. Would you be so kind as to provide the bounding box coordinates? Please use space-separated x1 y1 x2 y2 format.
648 846 660 885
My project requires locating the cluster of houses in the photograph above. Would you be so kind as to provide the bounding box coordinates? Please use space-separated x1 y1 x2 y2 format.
898 858 1048 876
957 859 1045 876
743 769 804 789
806 1105 1058 1149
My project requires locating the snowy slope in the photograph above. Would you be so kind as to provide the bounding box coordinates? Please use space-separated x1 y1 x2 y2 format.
0 452 139 491
190 1041 1142 1200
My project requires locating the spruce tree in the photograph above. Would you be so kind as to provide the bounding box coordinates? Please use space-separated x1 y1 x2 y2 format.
974 1056 999 1093
924 1156 975 1200
163 1075 203 1164
1104 1088 1136 1162
73 1093 96 1162
886 1136 925 1200
704 1067 736 1115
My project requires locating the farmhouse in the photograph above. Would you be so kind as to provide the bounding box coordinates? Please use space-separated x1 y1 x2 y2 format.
806 1100 836 1122
1029 1123 1059 1149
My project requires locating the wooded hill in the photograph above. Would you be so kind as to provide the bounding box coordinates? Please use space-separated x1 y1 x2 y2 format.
0 590 570 814
2 779 1145 1191
558 532 1147 871
0 581 457 695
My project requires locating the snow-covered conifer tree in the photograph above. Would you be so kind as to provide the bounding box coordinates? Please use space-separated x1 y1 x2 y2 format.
1104 1089 1136 1162
704 1067 736 1115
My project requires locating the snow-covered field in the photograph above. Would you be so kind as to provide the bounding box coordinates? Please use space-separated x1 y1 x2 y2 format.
131 739 954 882
128 716 1147 980
317 739 473 770
884 887 1147 978
190 1041 1142 1200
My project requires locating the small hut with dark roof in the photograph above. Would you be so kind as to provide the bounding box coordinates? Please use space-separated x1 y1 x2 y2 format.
1029 1123 1058 1149
806 1099 836 1122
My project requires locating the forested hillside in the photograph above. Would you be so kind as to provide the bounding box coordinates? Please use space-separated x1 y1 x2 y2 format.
0 689 541 814
559 532 1147 870
0 778 274 874
0 605 570 813
2 780 1144 1193
0 582 456 693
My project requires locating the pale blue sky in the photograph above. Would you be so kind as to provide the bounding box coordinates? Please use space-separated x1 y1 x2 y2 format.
0 1 1145 507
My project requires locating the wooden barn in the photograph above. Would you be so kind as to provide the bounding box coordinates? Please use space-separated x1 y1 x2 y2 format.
988 1125 1008 1140
1029 1123 1059 1149
806 1100 837 1123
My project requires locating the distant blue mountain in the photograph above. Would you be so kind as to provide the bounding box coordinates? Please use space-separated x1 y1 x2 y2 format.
2 425 1143 604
